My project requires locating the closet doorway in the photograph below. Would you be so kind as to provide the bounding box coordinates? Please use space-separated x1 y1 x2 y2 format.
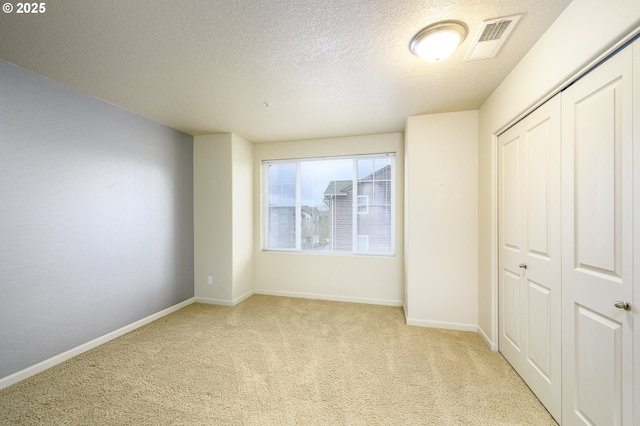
498 39 636 425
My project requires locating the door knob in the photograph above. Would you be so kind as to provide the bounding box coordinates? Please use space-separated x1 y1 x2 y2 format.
614 300 632 311
518 263 527 269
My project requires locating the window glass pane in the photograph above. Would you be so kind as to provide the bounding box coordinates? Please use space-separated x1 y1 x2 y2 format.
301 159 351 252
357 235 369 251
268 183 295 206
268 164 296 185
267 206 296 249
357 158 374 180
357 205 392 253
268 164 296 206
266 163 297 249
374 158 391 174
268 163 282 183
281 183 295 206
373 180 390 204
281 163 296 183
355 158 392 253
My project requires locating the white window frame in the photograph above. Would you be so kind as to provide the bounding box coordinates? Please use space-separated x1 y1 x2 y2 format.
262 153 395 256
357 195 369 214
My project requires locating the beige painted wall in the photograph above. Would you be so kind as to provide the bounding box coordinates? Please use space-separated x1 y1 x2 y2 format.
194 134 234 303
405 111 478 331
194 133 254 305
231 134 254 302
478 0 640 348
253 133 404 305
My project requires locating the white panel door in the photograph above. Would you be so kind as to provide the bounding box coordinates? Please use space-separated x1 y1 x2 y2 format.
498 94 562 422
561 45 634 426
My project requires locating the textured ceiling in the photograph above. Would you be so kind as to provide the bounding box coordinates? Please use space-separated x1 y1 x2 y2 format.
0 0 571 142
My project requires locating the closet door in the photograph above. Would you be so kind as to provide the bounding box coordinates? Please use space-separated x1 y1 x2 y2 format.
498 94 561 421
561 45 634 426
634 37 640 426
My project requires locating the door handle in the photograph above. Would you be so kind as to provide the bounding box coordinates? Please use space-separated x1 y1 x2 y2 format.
614 300 632 311
518 263 527 269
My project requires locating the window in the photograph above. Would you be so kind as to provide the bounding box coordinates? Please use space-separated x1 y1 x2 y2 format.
263 154 394 255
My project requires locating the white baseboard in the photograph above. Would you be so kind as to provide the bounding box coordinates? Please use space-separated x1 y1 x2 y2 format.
195 297 234 306
233 290 254 305
0 297 195 391
478 324 498 351
195 291 255 307
405 317 478 333
254 289 403 307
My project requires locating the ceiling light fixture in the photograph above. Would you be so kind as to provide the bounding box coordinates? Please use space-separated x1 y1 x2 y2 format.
409 20 468 63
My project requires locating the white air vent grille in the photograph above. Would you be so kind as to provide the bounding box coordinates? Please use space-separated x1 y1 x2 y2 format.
479 20 512 42
464 14 522 61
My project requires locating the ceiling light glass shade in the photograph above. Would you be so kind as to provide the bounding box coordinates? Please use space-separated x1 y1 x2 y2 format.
409 21 468 63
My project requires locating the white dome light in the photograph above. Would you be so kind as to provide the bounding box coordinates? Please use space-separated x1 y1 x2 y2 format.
409 21 468 63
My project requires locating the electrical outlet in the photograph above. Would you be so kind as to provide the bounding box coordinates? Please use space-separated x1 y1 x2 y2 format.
207 276 213 285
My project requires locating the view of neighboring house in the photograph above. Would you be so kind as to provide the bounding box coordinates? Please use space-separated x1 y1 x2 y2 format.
323 165 392 253
322 180 353 252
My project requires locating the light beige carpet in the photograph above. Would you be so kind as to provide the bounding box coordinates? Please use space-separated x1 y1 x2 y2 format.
0 295 557 425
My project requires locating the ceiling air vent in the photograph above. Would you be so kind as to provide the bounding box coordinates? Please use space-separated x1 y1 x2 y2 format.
464 14 522 61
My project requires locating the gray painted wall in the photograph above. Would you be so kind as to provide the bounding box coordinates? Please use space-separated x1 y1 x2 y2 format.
0 60 194 379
